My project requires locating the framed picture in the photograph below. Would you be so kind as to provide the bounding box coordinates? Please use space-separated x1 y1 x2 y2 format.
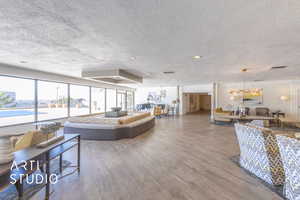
242 89 263 105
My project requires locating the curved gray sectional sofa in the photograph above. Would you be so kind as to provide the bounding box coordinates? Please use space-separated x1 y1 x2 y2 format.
64 116 155 140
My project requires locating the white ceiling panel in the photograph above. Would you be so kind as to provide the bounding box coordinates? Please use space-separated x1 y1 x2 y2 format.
0 0 299 86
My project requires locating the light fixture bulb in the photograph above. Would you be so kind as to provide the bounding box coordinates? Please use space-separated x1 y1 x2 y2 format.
280 95 289 101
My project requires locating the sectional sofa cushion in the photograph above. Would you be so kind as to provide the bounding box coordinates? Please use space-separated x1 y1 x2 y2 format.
67 112 151 125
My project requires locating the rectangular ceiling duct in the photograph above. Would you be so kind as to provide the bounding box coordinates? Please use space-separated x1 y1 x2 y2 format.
82 69 143 84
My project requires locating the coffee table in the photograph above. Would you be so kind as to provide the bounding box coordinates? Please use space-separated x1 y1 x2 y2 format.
221 115 275 122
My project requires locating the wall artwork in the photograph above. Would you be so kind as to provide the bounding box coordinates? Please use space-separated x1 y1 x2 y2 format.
229 88 263 105
147 90 167 104
242 88 263 105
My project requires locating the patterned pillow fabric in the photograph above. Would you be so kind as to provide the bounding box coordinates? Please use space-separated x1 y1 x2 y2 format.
276 135 300 200
261 131 285 186
13 131 55 151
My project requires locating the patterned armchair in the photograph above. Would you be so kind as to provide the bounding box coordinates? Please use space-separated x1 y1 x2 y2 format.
276 135 300 200
234 123 285 185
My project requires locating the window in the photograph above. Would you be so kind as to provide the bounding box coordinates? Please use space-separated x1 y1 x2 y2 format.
0 74 128 127
117 90 126 111
91 87 105 113
70 85 90 116
126 91 134 111
106 89 116 112
0 76 35 126
37 81 68 121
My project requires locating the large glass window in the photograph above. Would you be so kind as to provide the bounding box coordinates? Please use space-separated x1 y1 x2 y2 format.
91 87 105 113
106 89 116 112
117 90 127 111
70 85 90 116
37 81 68 121
126 91 134 111
0 74 131 127
0 76 35 126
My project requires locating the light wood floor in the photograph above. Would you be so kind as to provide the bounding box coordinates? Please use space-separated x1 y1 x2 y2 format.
32 114 282 200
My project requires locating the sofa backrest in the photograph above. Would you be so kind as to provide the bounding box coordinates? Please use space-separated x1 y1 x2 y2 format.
234 123 285 185
247 120 264 127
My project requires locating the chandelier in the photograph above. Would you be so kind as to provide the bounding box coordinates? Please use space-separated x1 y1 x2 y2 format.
229 68 263 101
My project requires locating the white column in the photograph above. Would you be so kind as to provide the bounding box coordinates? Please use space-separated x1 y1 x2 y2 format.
290 81 300 120
178 85 184 115
210 82 219 121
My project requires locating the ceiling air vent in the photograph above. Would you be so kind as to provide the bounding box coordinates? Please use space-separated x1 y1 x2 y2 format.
163 71 175 74
271 66 288 70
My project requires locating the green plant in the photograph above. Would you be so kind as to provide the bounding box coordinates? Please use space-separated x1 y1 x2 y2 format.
0 92 13 108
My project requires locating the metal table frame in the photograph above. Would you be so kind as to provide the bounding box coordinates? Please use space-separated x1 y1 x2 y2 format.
0 134 80 200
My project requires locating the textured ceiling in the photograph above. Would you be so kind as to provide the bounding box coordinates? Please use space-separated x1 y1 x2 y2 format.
0 0 300 86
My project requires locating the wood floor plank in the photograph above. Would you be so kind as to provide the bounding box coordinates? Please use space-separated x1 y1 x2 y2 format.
31 114 283 200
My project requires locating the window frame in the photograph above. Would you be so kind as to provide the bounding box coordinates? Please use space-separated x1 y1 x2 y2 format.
0 74 133 128
91 86 106 114
36 79 69 121
126 90 135 111
105 88 117 112
0 75 36 127
117 89 127 111
69 84 91 117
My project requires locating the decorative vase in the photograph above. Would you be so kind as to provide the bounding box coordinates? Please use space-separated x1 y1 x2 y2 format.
0 136 14 165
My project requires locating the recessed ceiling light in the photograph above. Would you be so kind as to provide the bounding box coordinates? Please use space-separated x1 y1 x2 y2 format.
130 57 136 60
193 56 201 59
241 68 248 72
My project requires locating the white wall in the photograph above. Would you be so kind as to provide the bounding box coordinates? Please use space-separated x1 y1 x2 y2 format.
135 87 178 105
135 84 215 115
127 80 300 120
182 84 213 94
217 80 300 118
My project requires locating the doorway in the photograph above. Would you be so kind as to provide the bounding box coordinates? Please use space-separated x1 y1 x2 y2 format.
183 93 212 115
